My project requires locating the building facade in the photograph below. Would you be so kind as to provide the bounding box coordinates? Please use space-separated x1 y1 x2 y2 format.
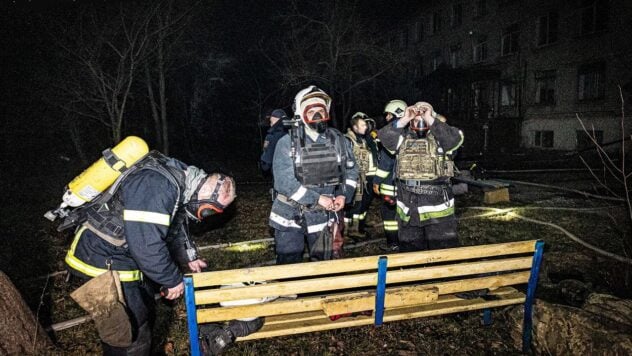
393 0 631 153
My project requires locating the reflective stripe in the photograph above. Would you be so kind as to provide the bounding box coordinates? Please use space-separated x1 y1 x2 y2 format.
123 210 170 226
65 226 141 282
396 205 411 222
290 186 307 201
417 199 455 214
346 179 357 188
396 135 404 150
379 184 395 195
445 130 465 155
307 222 328 234
358 211 367 220
384 220 398 231
344 217 352 223
419 206 455 221
376 169 390 178
270 212 301 229
396 200 409 215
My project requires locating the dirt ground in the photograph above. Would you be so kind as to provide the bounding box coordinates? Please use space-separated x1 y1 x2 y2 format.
5 162 632 355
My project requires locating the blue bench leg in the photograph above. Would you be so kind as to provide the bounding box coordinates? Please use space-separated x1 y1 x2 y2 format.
523 240 545 354
374 256 388 326
184 276 201 356
482 308 492 326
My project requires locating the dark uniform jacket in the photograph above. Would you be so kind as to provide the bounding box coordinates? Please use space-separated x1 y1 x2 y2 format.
260 120 287 173
67 167 191 288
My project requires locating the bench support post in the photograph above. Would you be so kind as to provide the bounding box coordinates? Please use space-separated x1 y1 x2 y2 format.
482 308 492 325
374 256 388 326
523 240 544 353
184 276 201 356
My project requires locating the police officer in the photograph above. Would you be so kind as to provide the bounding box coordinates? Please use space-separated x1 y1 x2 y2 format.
378 101 464 252
344 112 378 239
64 151 236 355
269 85 358 264
260 109 288 179
373 100 407 252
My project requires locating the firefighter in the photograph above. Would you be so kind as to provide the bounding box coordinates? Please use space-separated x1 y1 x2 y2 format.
64 151 236 355
344 112 378 239
373 100 407 252
378 101 464 252
269 85 359 264
259 108 288 180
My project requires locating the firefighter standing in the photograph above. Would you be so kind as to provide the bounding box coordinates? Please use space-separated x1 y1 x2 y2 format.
373 100 407 252
64 152 236 355
259 108 288 180
269 86 358 264
344 112 378 239
378 101 464 252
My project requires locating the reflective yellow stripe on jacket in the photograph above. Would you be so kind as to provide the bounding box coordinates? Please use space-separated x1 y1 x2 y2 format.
65 227 142 282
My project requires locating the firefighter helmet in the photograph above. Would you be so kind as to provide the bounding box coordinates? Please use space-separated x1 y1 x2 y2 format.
383 99 407 118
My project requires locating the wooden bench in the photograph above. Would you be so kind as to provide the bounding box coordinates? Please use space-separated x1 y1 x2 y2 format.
184 240 544 355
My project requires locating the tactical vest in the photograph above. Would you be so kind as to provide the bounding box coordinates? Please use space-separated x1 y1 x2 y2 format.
64 151 186 247
291 126 347 188
345 131 373 202
396 134 455 181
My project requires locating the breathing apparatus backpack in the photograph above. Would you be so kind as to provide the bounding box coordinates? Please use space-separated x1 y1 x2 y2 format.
45 136 150 226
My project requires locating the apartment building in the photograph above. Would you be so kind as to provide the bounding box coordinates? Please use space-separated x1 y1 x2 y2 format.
393 0 631 153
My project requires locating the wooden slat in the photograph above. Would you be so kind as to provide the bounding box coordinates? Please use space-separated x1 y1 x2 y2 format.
191 240 537 287
320 286 438 316
196 272 531 322
237 289 526 341
194 257 533 305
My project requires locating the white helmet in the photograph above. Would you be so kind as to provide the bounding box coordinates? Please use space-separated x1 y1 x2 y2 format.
293 85 332 123
384 99 407 118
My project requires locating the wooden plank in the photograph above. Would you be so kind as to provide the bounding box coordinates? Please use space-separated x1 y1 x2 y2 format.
191 240 537 288
320 286 438 316
194 257 533 305
237 290 526 341
196 272 531 322
484 188 510 204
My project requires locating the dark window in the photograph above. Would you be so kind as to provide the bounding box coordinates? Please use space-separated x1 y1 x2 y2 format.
578 62 605 100
451 4 463 27
537 11 559 46
579 0 608 35
450 44 461 68
432 49 443 70
433 11 442 34
576 129 603 149
476 0 488 17
534 131 554 148
473 35 488 63
535 70 556 105
500 82 517 107
501 24 520 55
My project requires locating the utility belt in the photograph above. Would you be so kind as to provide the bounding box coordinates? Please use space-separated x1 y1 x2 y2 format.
397 179 450 196
65 226 142 282
276 193 325 212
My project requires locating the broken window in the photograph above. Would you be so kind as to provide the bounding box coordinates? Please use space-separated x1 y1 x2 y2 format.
579 0 608 35
473 35 488 63
432 11 442 34
450 44 461 68
501 24 520 56
451 4 463 27
535 70 556 105
537 11 558 46
578 62 605 100
576 129 603 149
534 130 554 148
500 82 517 107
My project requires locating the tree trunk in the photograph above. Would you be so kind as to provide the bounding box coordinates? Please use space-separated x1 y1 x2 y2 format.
0 271 55 354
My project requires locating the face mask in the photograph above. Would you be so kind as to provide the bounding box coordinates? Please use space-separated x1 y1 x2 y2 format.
307 112 328 133
185 175 227 221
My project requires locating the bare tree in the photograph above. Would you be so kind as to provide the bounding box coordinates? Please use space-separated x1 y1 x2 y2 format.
577 86 632 249
261 0 406 128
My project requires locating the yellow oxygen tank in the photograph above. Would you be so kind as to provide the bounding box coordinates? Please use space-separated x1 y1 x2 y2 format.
45 136 149 221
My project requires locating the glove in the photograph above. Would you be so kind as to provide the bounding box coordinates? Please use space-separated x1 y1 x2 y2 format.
200 324 234 355
383 195 395 206
372 183 380 195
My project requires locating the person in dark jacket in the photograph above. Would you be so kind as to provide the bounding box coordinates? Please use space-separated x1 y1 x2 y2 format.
260 109 288 177
378 101 464 252
65 152 236 355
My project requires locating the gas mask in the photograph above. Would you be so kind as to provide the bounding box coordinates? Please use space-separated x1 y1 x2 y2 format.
185 174 227 222
307 112 328 133
410 118 428 132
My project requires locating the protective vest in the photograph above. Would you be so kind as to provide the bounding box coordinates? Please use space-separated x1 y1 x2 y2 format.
291 125 348 188
396 133 455 181
345 130 375 202
61 151 186 247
